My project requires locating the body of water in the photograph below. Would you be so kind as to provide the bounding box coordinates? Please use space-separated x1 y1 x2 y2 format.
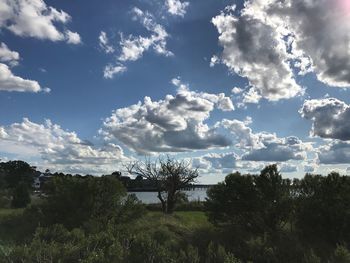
128 189 208 204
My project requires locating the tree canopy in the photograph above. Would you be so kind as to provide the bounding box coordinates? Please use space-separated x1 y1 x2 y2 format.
127 156 199 214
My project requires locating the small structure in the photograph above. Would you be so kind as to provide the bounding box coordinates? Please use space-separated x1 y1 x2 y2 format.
32 173 52 190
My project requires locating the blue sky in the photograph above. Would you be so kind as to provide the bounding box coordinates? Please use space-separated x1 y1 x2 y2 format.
1 0 350 183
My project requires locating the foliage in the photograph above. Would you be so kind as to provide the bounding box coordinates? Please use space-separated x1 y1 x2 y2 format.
331 245 350 263
39 175 143 229
11 182 31 208
0 160 36 189
206 165 291 234
206 165 350 262
0 189 11 208
1 164 350 262
127 156 199 214
295 172 350 250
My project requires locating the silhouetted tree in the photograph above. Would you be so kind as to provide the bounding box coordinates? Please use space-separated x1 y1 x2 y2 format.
127 156 198 214
255 164 292 232
296 172 350 249
207 165 292 234
206 172 259 231
0 160 36 189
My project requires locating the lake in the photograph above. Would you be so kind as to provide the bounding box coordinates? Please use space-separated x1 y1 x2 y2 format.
128 189 208 204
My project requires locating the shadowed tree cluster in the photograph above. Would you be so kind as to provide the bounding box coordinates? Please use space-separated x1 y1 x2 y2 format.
1 161 350 262
206 164 350 262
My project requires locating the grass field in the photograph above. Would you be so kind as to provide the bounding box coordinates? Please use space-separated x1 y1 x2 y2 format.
0 208 23 217
0 207 212 245
146 211 209 229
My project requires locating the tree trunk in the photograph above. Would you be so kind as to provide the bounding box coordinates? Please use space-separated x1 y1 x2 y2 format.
157 191 167 213
165 189 176 214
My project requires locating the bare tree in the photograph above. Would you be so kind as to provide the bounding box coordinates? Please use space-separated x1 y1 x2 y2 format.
126 156 199 214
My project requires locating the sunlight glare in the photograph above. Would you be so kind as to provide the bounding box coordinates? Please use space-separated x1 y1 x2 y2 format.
336 0 350 15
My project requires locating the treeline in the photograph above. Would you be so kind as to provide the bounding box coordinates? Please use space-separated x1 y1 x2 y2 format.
0 161 350 262
206 165 350 262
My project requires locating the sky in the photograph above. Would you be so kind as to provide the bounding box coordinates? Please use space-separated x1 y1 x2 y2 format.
1 0 350 183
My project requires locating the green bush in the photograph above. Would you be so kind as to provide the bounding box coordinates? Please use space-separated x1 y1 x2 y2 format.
331 245 350 263
11 182 31 208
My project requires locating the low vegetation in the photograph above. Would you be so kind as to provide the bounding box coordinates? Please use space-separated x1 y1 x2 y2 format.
1 160 350 262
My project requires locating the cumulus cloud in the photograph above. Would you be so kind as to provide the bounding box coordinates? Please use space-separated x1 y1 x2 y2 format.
203 152 238 170
212 4 303 102
223 0 350 91
213 0 350 102
171 77 234 111
101 82 233 154
0 43 44 93
65 30 81 44
0 118 129 174
219 118 262 149
268 0 350 87
280 163 298 173
300 98 350 141
0 63 42 92
304 165 316 173
219 118 310 162
318 141 350 164
0 42 20 66
0 0 80 44
242 88 262 104
242 135 308 162
166 0 189 17
189 152 238 174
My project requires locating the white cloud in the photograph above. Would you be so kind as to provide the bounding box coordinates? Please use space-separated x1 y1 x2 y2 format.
304 165 316 173
101 81 233 154
203 152 238 170
101 7 172 79
212 5 303 102
280 163 298 173
65 30 81 44
242 88 261 104
231 87 243 94
166 0 189 17
0 42 44 93
0 63 42 92
99 31 115 54
0 118 129 174
217 94 235 111
0 0 81 44
219 118 263 149
219 118 311 162
300 98 350 141
242 136 310 162
210 55 219 67
318 141 350 164
0 42 20 66
233 0 350 88
189 152 239 175
118 7 172 62
171 77 234 111
191 157 211 170
241 135 308 162
103 64 127 79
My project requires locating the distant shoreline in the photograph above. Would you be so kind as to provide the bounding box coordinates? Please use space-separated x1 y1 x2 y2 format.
127 185 214 192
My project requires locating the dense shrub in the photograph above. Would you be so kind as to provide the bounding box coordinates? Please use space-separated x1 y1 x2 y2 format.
11 182 31 208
